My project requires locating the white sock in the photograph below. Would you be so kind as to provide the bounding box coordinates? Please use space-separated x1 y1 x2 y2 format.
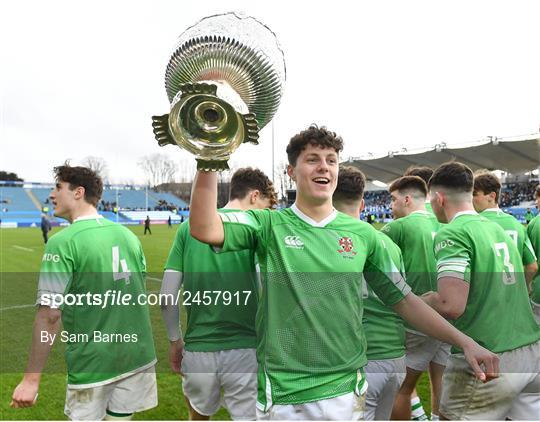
431 413 440 421
411 396 428 420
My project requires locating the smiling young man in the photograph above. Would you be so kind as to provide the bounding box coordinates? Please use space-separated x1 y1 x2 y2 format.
423 161 540 420
472 170 538 288
11 164 157 421
161 168 277 421
188 125 498 420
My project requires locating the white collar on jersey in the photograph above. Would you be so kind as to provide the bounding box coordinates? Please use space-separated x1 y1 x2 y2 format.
410 210 430 215
73 214 104 223
450 210 477 223
291 203 338 227
482 207 501 213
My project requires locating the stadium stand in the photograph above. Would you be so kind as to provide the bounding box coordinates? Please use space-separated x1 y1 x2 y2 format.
0 187 39 211
347 132 539 223
361 180 539 223
0 183 188 228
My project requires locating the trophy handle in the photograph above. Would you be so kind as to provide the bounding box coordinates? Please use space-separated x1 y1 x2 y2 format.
241 113 259 145
151 114 175 147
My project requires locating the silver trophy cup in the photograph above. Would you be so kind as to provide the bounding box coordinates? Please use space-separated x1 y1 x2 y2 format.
152 12 286 171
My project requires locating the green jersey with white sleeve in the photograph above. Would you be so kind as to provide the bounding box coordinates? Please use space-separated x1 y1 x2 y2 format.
362 232 406 360
219 204 411 410
480 208 536 267
164 210 258 352
36 216 156 387
434 211 540 353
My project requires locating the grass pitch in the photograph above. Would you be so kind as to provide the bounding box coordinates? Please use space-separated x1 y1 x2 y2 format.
0 224 431 420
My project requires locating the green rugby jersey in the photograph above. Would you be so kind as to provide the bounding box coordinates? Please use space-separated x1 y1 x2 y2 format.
362 232 406 360
434 211 540 353
164 209 258 352
480 208 536 266
219 204 411 409
527 214 540 304
380 210 439 297
37 215 156 387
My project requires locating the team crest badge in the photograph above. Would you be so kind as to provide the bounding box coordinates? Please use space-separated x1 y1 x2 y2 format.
337 236 357 258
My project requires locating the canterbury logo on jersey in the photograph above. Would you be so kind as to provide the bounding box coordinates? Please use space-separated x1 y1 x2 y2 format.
284 235 304 249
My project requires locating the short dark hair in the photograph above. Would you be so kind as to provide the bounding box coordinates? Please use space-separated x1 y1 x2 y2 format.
428 161 473 193
473 171 501 202
403 166 434 185
389 176 428 197
286 124 344 166
229 167 277 206
535 184 540 198
333 166 366 202
53 163 103 206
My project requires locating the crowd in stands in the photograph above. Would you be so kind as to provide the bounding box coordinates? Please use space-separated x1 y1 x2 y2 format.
363 190 392 220
500 181 538 207
361 180 538 222
98 200 118 212
154 199 189 212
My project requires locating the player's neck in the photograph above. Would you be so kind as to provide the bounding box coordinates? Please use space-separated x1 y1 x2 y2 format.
294 197 334 223
224 198 249 211
67 204 99 223
334 204 360 219
405 202 426 216
445 203 476 222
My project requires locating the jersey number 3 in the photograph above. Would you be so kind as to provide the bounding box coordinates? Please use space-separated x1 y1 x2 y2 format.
112 246 131 284
494 242 516 285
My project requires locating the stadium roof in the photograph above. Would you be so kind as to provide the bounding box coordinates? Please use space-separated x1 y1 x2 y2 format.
346 133 540 184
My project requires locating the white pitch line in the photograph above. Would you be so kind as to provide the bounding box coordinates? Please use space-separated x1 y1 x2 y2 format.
13 245 34 252
147 277 162 282
0 304 34 311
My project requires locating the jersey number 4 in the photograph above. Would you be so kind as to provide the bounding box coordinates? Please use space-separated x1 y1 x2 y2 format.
112 246 131 284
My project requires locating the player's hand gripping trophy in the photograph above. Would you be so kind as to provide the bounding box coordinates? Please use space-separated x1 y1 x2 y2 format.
152 12 286 171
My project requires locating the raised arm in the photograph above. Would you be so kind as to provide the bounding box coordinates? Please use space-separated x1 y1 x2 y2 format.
189 171 224 246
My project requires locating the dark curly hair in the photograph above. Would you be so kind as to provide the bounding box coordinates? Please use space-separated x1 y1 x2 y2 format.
53 163 103 207
333 165 366 202
286 124 344 166
230 167 277 207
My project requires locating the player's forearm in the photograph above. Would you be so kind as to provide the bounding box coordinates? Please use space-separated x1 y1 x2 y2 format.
525 262 538 291
24 307 61 382
394 293 472 349
189 171 224 246
160 270 183 342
